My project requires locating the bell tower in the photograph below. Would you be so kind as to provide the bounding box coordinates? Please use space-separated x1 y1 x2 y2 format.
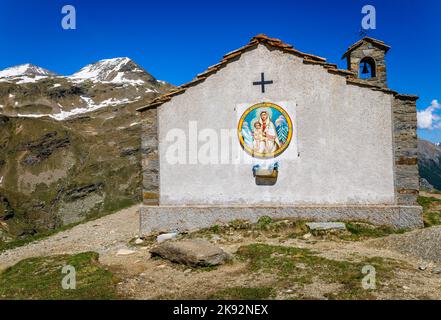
342 37 390 87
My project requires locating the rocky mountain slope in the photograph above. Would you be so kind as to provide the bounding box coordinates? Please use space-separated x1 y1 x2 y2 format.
0 59 173 242
418 139 441 190
0 58 173 120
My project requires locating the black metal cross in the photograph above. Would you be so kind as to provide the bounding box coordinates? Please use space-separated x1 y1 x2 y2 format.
253 72 273 93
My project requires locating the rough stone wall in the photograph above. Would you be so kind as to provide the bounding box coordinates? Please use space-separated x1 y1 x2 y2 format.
140 108 159 205
347 41 387 87
393 95 419 205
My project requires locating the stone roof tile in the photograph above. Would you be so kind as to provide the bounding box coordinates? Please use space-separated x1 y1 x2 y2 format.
341 37 391 59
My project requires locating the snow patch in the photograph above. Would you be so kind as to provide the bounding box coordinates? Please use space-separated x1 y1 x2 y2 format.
0 63 56 78
51 96 135 120
16 96 137 121
16 76 47 84
69 57 145 85
16 113 49 118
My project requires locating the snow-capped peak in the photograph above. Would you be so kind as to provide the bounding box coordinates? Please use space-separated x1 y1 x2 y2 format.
0 63 57 78
68 57 153 85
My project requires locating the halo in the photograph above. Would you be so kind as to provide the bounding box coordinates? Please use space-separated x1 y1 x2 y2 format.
250 118 259 129
256 107 273 120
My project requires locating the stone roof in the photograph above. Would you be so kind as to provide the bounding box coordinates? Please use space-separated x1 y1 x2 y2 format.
341 37 391 59
137 34 401 112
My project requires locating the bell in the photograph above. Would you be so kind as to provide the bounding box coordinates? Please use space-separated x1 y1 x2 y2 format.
361 62 369 74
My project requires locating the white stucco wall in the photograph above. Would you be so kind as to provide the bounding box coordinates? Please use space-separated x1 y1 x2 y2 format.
157 44 395 205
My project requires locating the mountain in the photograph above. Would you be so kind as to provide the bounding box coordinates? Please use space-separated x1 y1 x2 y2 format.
69 57 155 85
0 58 173 120
0 103 143 241
0 63 57 79
0 58 174 242
418 139 441 190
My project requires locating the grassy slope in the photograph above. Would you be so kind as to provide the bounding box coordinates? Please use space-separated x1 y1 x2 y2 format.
417 195 441 227
209 243 399 300
0 252 119 299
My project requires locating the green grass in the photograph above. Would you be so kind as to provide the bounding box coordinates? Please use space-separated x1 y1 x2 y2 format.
208 287 273 300
188 217 401 242
417 196 441 227
235 243 399 299
342 222 406 240
0 252 119 300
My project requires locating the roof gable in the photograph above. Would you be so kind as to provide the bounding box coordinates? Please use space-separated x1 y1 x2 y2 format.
137 34 399 112
341 37 391 59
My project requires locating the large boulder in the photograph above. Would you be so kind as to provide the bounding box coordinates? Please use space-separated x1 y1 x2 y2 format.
150 239 230 267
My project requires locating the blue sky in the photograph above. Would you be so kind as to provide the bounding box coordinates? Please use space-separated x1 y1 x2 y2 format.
0 0 439 141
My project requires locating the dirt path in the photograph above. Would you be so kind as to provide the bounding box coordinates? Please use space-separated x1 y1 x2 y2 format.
0 204 140 272
1 204 441 299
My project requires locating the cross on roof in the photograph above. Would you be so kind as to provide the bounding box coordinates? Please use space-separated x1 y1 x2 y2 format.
253 72 273 93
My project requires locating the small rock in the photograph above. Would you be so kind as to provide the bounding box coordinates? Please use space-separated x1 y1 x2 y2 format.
432 268 441 274
150 239 230 267
157 232 179 243
116 249 136 256
184 268 192 274
134 238 144 245
211 235 221 242
302 233 312 240
418 265 427 271
157 264 166 269
306 222 346 231
139 246 148 250
403 286 410 290
295 263 307 270
271 252 285 258
285 289 294 293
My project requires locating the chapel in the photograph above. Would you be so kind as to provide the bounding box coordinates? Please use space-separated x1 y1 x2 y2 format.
137 34 422 233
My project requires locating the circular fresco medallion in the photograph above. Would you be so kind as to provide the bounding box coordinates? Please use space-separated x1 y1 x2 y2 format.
237 102 293 159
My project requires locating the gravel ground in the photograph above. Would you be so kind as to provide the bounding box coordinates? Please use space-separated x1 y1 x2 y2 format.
0 204 140 272
1 204 441 299
369 225 441 263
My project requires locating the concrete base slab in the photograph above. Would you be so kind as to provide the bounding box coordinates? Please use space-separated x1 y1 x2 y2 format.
139 205 423 235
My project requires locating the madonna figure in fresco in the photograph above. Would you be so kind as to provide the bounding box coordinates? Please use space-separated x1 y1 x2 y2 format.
257 110 280 153
239 102 292 159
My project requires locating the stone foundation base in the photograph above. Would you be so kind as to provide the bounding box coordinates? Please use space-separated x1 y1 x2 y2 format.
139 205 423 234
